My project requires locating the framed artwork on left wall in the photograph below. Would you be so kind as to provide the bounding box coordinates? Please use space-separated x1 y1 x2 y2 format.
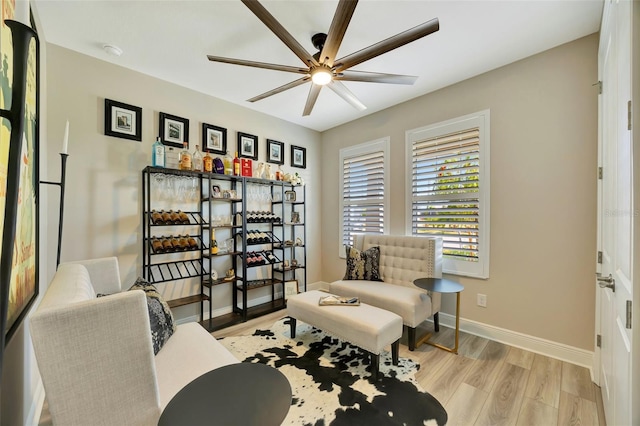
0 11 40 345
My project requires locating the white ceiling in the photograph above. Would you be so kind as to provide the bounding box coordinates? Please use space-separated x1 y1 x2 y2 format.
33 0 603 132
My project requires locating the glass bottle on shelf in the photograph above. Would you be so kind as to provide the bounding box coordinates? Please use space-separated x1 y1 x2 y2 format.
151 136 165 168
192 145 203 172
211 229 219 254
203 150 213 173
223 151 233 175
233 151 241 176
179 142 192 170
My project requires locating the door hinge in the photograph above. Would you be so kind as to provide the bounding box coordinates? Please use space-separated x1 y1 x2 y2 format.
598 167 603 180
597 334 602 348
626 300 632 329
597 251 603 264
628 100 632 130
594 80 603 94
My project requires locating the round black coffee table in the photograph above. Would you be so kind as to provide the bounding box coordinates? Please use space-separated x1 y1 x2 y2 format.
414 277 464 354
158 362 292 426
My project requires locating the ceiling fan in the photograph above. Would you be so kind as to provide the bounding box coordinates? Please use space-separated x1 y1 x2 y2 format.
207 0 439 116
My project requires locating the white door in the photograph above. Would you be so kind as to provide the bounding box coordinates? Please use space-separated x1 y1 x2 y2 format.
596 1 633 425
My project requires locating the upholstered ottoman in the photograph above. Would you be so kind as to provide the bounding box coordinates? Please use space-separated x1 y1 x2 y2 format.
287 290 403 380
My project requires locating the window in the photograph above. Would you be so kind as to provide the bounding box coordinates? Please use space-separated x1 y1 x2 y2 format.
406 111 490 278
339 138 390 256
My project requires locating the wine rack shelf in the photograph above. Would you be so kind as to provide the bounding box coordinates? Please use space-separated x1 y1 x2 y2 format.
142 166 306 330
147 259 204 284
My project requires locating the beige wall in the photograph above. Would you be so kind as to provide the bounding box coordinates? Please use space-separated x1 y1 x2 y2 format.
321 34 599 351
44 44 322 319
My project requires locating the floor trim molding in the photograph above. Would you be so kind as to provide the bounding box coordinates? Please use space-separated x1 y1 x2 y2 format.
436 312 595 379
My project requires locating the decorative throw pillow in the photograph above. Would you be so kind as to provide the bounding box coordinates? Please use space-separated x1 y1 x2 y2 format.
128 277 177 355
343 245 383 281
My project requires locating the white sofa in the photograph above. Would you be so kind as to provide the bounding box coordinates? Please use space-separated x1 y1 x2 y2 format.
330 235 442 350
30 257 238 426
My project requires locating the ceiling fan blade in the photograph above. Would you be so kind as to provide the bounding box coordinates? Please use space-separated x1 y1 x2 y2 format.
207 55 309 74
241 0 318 67
334 18 439 72
327 80 366 111
336 70 418 85
319 0 358 67
247 76 310 103
303 84 322 116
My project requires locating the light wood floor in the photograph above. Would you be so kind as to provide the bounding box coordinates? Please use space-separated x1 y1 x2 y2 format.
214 310 607 426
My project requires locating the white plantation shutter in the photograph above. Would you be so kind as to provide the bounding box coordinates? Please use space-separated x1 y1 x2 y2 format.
407 112 490 278
340 139 389 253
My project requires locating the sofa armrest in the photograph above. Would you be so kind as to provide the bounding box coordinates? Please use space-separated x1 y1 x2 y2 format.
30 290 161 426
67 256 122 294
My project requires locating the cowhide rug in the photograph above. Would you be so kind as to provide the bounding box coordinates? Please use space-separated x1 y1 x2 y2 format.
219 318 448 426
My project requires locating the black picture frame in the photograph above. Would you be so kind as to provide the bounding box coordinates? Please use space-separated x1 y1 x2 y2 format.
291 145 306 169
1 19 40 348
104 99 142 141
237 132 258 160
202 123 227 155
159 112 189 148
266 139 284 165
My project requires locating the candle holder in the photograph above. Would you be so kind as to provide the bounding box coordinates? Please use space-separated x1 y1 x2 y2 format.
40 153 69 267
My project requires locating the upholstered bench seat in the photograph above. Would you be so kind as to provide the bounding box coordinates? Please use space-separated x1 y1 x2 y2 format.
329 280 431 329
329 235 443 350
287 290 403 380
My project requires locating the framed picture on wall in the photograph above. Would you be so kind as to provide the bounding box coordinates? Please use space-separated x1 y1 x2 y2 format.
238 132 258 160
267 139 284 165
291 145 306 168
1 18 40 345
202 123 227 155
159 112 189 148
284 280 299 299
104 99 142 141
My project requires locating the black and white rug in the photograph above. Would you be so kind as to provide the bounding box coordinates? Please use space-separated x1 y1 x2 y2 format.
219 318 448 426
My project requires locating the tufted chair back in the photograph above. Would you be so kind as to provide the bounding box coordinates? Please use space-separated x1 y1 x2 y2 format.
354 234 443 310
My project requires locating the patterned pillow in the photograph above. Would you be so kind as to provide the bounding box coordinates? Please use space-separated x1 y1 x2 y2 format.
128 277 177 355
343 246 383 281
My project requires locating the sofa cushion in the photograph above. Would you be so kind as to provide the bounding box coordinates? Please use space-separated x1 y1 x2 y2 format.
343 245 383 281
38 263 96 311
154 322 239 408
330 280 431 328
129 278 177 355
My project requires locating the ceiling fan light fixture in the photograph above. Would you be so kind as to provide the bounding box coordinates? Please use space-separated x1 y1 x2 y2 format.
311 67 332 85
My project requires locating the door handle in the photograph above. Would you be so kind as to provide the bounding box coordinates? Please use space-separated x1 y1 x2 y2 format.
596 272 616 292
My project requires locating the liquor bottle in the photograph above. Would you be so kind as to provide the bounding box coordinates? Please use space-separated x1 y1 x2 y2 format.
177 235 189 251
223 151 233 175
162 236 173 252
187 235 198 249
179 142 192 170
152 137 165 168
151 210 163 225
161 210 173 224
211 229 218 254
233 151 241 176
170 210 181 223
203 150 213 173
178 210 190 224
151 237 164 254
192 145 203 172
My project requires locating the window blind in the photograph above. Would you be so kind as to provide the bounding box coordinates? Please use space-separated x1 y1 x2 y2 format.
342 150 385 247
410 128 480 262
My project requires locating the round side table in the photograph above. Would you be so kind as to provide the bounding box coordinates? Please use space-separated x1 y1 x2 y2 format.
158 362 292 426
413 277 464 354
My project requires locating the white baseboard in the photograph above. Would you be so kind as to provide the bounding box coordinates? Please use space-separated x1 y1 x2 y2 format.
175 284 595 379
436 312 595 377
